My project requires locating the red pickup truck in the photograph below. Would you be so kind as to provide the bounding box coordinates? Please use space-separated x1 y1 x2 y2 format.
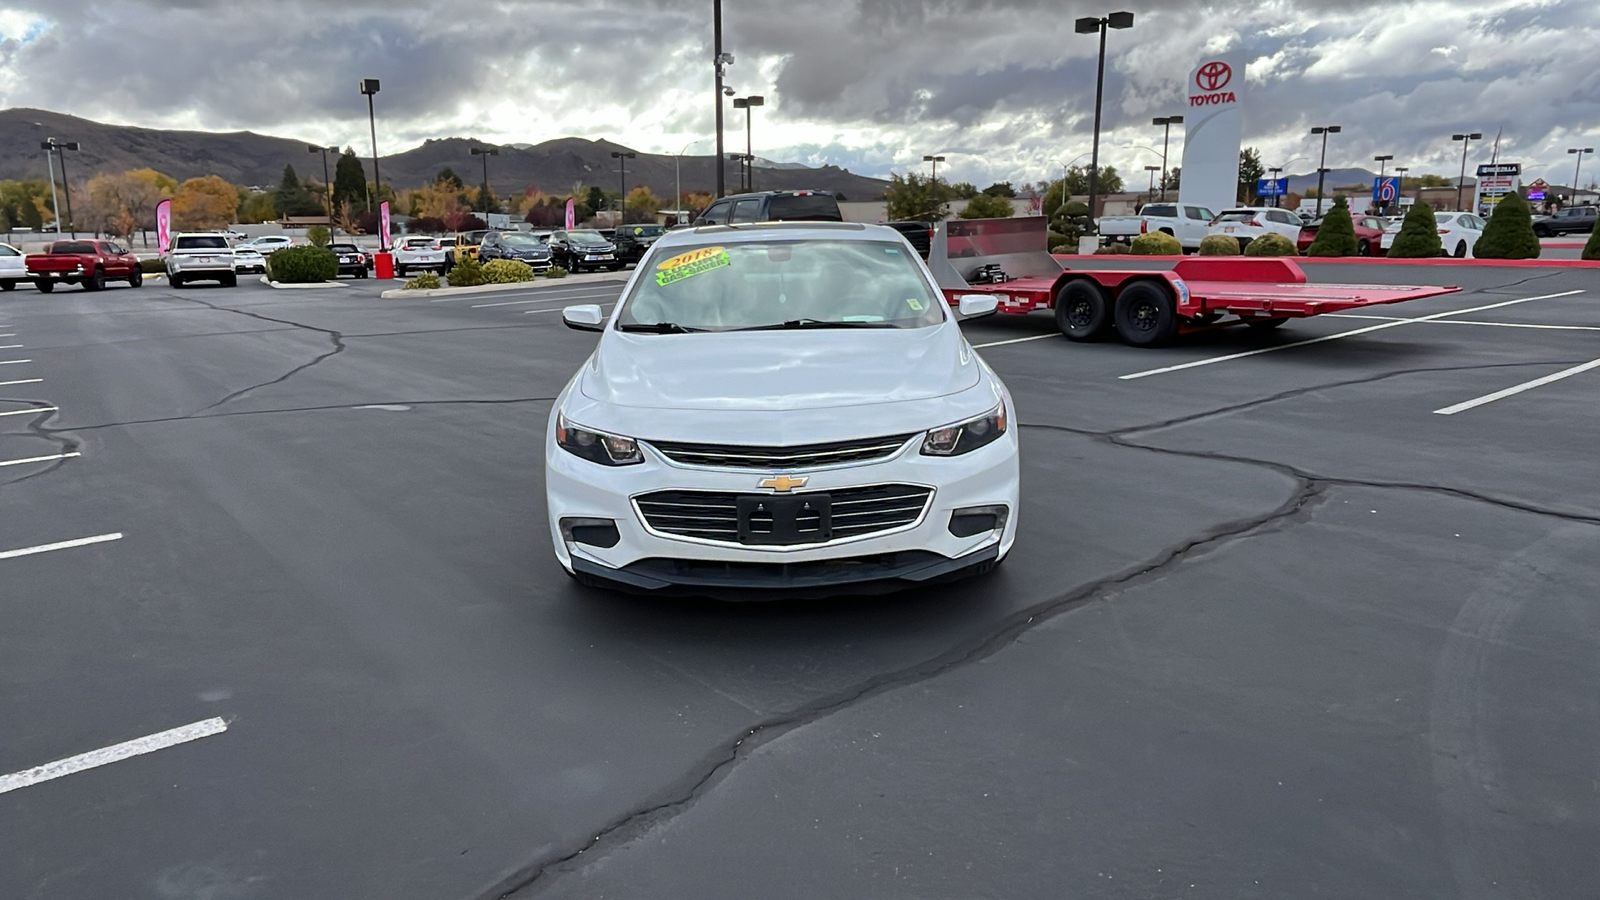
26 239 144 292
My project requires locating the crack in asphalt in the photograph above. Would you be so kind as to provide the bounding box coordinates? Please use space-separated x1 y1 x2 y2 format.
34 397 560 434
0 399 79 488
168 295 348 414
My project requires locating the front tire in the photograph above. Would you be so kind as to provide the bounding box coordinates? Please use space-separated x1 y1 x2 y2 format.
36 280 55 293
129 269 143 287
1054 279 1112 341
1113 281 1180 348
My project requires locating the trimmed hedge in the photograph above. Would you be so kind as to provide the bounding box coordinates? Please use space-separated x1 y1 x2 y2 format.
1474 193 1540 259
1584 222 1600 261
1130 231 1182 255
482 259 538 284
1387 203 1442 258
1047 230 1074 253
1305 197 1359 256
1243 233 1297 256
267 245 337 283
545 266 570 279
140 258 166 273
447 256 487 287
1095 243 1131 255
1198 234 1241 255
403 272 441 290
307 225 331 247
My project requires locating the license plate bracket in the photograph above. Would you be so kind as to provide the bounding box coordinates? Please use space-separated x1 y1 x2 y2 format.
736 494 832 545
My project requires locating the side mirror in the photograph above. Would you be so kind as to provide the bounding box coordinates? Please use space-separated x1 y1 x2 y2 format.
563 304 606 332
956 294 1000 319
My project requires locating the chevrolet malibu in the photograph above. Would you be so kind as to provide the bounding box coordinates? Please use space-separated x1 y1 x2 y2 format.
548 222 1019 598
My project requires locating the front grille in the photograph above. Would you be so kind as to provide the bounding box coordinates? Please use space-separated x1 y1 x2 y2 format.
647 433 916 469
635 484 933 546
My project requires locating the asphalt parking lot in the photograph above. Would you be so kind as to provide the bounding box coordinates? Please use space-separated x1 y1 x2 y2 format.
3 261 1597 899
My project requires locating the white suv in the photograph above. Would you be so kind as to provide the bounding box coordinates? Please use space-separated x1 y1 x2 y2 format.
165 233 237 288
394 236 446 276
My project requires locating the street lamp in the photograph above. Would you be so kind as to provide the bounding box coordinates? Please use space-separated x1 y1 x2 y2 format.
40 139 80 237
308 144 339 235
1373 154 1394 214
359 79 386 248
1451 132 1482 212
1310 125 1341 217
1569 147 1595 204
1143 165 1161 202
922 154 945 183
1075 10 1134 231
1393 166 1410 213
611 150 637 224
471 146 500 214
923 155 947 219
674 139 703 225
40 140 62 234
713 0 732 197
731 95 764 192
1152 115 1183 202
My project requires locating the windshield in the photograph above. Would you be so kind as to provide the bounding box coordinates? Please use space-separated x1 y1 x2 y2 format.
626 225 666 237
174 236 229 250
766 194 842 221
330 245 360 253
501 233 545 246
616 240 944 333
1214 212 1257 223
569 231 609 245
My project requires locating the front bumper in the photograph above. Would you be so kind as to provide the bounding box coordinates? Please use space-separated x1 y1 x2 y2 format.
546 423 1020 599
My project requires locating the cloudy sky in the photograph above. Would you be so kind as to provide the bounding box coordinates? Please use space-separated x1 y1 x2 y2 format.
1 0 1596 187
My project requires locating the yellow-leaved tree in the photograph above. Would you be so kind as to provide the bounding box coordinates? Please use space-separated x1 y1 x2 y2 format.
172 175 239 231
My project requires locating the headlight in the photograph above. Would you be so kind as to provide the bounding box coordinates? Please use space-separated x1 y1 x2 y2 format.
921 401 1007 457
556 412 643 466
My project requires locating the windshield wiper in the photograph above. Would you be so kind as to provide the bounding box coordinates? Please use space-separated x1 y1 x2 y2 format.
618 322 702 334
738 318 894 331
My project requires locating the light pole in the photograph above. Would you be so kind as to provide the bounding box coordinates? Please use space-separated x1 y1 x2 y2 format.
1264 156 1307 209
40 141 61 234
732 95 764 192
611 150 636 224
471 146 500 214
1570 147 1595 205
713 0 732 198
42 139 80 237
308 145 338 235
1452 132 1482 212
359 78 386 249
1373 154 1394 215
1310 125 1341 217
1144 165 1160 202
923 155 946 219
674 139 702 224
1152 115 1182 202
1075 11 1134 232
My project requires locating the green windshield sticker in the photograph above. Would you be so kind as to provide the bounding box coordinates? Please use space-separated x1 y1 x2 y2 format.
905 297 926 311
655 246 731 287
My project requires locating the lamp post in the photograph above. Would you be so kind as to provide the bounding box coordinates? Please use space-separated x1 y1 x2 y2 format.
732 95 764 192
1144 165 1160 202
713 0 733 198
359 78 386 250
1570 147 1595 206
1075 11 1134 231
1451 132 1482 212
471 146 500 214
40 141 61 234
1373 154 1394 215
308 145 338 235
611 150 636 224
923 155 946 219
1151 115 1182 201
1310 125 1341 217
674 139 702 225
41 139 80 237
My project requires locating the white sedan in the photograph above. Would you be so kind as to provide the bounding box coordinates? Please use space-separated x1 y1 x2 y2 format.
238 235 295 255
1380 212 1487 257
0 241 28 291
547 223 1020 598
1208 207 1304 250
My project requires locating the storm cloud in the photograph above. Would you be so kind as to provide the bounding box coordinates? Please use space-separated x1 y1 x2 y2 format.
0 0 1594 186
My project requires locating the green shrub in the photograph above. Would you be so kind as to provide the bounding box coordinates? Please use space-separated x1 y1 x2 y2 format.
1473 193 1540 259
403 271 441 290
266 245 337 283
307 225 331 247
139 258 166 273
446 256 487 287
1130 231 1182 255
1198 234 1241 256
1387 203 1443 258
1584 222 1600 261
544 266 569 279
482 259 538 284
1305 197 1359 256
1095 243 1132 255
1051 201 1092 244
1243 233 1298 256
1047 230 1075 253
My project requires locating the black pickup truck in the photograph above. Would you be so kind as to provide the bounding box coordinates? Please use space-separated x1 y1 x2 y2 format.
883 221 935 259
1532 205 1597 237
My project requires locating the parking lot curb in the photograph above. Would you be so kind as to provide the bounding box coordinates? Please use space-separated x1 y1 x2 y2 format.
379 273 629 300
260 276 349 289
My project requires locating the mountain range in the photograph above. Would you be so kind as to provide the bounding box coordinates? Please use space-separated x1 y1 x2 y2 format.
0 108 892 201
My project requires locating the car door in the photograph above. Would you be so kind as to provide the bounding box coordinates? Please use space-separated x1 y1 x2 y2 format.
0 242 24 279
696 201 732 226
1182 206 1211 244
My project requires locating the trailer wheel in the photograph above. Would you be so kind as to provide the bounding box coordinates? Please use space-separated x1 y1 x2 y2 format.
1054 279 1112 341
1114 282 1179 348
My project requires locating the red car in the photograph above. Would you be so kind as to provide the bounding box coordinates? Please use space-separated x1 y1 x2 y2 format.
1296 211 1389 256
25 239 144 292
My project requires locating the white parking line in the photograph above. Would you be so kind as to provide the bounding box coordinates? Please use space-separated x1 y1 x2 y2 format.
471 290 621 309
0 379 42 387
0 532 123 561
0 451 80 468
0 359 31 366
0 333 15 338
972 334 1059 349
1119 290 1587 381
0 717 228 795
1433 357 1600 416
1327 314 1600 332
0 406 56 417
0 344 22 350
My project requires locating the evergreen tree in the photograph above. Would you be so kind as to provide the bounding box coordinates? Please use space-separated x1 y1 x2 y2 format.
333 150 369 213
273 165 321 217
1387 203 1443 258
1305 196 1359 256
1584 221 1600 261
1473 193 1540 259
435 168 465 190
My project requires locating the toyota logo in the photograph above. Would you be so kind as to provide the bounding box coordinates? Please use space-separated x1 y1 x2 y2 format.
1196 61 1232 92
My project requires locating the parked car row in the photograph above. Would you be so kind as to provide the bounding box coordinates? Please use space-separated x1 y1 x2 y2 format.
1095 203 1492 258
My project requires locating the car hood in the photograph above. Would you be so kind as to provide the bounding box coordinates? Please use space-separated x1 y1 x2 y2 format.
579 325 980 413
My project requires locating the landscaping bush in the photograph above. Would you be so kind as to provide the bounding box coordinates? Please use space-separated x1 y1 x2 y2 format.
1095 243 1131 255
1585 222 1600 261
1387 203 1443 258
266 245 337 283
446 256 487 287
402 271 441 290
1047 230 1075 253
1198 234 1241 256
1243 233 1297 256
1130 231 1182 255
482 259 538 284
544 266 570 279
1305 197 1359 256
1051 201 1092 245
306 225 331 247
140 258 166 273
1473 193 1540 259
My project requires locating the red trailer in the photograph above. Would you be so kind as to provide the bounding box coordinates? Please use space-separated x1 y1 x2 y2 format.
929 218 1460 347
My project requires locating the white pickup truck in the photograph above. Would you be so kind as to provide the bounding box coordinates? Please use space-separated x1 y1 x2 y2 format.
1097 202 1217 251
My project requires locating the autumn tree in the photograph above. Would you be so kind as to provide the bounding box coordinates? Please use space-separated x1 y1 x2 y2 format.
624 185 660 223
85 168 175 239
0 180 52 231
172 175 240 230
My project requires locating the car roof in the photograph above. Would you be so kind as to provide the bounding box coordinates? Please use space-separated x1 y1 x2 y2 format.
649 220 877 252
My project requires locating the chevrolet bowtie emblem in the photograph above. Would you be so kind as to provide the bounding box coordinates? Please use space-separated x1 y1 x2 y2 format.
759 475 808 493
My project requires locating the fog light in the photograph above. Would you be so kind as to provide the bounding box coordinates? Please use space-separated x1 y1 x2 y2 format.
559 517 621 548
948 504 1010 538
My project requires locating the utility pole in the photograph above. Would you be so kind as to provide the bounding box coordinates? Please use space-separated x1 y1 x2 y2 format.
713 1 731 198
1075 12 1134 231
1310 125 1341 218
